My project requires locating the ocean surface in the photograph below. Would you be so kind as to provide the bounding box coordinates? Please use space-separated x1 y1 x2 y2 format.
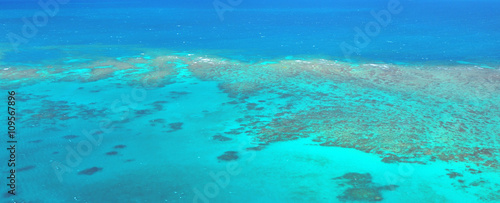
0 0 499 202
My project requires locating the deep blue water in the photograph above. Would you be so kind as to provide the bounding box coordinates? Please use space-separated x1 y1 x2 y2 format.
1 0 499 64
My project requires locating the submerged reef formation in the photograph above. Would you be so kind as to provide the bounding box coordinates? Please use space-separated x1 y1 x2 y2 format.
78 167 103 175
3 52 499 169
167 122 183 132
212 134 233 141
333 173 398 202
183 56 500 170
217 151 239 161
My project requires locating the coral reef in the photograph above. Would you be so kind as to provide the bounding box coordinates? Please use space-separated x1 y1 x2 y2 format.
217 151 239 161
17 165 36 172
114 145 127 149
78 167 103 175
212 134 233 141
333 172 398 202
63 135 78 139
166 122 183 132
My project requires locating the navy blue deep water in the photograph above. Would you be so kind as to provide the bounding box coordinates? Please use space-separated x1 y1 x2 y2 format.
1 0 500 202
1 0 499 64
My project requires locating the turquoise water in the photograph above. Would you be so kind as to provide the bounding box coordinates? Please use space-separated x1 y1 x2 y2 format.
1 0 500 202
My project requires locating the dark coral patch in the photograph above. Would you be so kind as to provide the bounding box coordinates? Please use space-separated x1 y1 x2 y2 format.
78 167 103 175
224 129 241 135
114 145 127 149
334 172 398 202
153 101 168 104
167 122 183 132
246 103 258 110
381 154 426 164
447 172 463 179
63 135 78 139
470 180 486 187
239 96 249 101
468 168 482 174
217 151 239 161
17 165 36 172
246 145 266 151
106 151 118 155
151 101 168 111
169 91 190 95
338 188 383 202
213 134 232 141
149 118 166 127
226 101 239 105
135 109 153 116
169 91 190 98
333 173 372 186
